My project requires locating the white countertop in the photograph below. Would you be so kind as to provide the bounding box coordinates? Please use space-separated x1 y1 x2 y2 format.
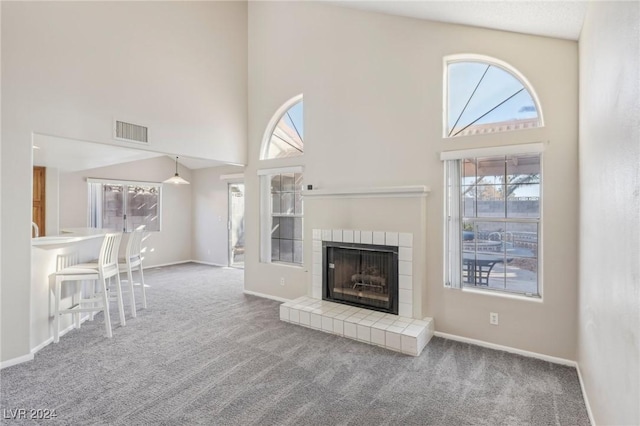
31 228 113 247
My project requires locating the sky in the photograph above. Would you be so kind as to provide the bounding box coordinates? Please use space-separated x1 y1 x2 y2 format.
448 62 538 134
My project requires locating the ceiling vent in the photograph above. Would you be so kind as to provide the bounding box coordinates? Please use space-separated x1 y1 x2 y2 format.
114 120 148 144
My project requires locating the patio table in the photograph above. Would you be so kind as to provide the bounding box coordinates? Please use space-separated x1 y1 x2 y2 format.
463 252 513 285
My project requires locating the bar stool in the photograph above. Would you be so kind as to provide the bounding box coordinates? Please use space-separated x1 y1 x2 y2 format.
53 232 125 343
119 226 147 312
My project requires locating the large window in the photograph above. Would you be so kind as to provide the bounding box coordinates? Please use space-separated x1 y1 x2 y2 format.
89 179 161 232
444 149 542 297
445 55 542 138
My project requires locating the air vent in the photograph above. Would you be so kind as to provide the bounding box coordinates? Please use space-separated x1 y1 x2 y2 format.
115 120 148 144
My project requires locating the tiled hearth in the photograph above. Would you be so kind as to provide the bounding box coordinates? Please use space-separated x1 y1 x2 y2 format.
279 227 434 356
280 296 434 356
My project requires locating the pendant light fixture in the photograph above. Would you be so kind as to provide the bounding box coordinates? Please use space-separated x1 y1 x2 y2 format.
163 156 190 185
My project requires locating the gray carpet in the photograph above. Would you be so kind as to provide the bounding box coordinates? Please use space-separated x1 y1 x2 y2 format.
0 263 589 425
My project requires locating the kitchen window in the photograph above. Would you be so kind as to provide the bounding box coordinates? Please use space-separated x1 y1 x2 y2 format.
88 179 161 232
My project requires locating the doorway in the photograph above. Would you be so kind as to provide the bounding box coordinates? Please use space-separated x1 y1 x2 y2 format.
228 183 245 268
33 166 46 237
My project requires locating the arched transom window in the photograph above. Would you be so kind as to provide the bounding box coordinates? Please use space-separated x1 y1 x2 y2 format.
445 55 543 138
261 95 304 160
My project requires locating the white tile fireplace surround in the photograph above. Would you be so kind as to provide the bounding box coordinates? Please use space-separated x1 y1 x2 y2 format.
279 228 434 356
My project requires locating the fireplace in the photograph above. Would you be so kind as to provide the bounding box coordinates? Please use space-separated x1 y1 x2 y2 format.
323 241 399 314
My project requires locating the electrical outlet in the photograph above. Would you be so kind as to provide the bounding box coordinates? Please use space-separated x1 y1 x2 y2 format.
280 277 285 286
489 312 499 325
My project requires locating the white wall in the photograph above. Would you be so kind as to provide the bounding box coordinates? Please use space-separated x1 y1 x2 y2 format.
246 2 579 359
0 1 4 365
59 156 193 267
578 2 640 424
3 1 247 163
1 1 247 363
191 166 244 266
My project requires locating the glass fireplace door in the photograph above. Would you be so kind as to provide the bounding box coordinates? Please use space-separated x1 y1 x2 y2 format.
324 242 398 314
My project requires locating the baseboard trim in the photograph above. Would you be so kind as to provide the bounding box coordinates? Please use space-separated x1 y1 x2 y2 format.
0 353 34 370
243 290 291 303
190 260 228 268
3 317 94 369
433 331 576 367
146 260 192 269
31 337 54 355
576 363 596 426
30 315 92 356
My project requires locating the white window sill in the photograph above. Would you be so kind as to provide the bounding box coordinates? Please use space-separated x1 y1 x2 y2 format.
451 286 543 303
266 261 306 270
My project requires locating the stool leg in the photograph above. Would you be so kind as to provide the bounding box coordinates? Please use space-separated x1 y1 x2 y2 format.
114 275 126 326
89 280 96 321
138 264 147 309
127 266 137 318
99 276 112 338
74 280 81 330
54 277 62 343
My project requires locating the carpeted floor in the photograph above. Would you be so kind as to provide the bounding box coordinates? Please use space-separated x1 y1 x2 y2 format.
0 263 589 425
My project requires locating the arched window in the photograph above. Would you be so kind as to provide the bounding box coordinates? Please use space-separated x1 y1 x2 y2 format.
261 95 304 160
445 55 543 138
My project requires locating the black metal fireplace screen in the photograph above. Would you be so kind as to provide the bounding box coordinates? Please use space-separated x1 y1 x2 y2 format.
323 241 398 314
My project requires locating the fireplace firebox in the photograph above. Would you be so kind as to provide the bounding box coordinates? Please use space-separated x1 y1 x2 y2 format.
323 241 398 314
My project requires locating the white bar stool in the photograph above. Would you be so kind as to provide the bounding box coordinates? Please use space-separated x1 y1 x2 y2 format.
53 232 125 342
119 226 147 312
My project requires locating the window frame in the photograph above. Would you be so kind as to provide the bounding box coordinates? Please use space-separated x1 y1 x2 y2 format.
442 144 544 300
258 94 306 267
443 54 544 139
258 166 304 267
87 178 162 233
259 94 304 160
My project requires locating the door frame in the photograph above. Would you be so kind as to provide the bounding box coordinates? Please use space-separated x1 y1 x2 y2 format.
227 182 245 268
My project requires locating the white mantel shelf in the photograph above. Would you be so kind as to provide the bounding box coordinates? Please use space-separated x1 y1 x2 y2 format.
302 185 430 199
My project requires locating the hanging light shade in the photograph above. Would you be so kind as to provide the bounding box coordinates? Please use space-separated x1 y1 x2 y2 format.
163 156 190 185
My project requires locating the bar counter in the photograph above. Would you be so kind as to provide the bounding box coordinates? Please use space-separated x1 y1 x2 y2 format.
30 228 111 351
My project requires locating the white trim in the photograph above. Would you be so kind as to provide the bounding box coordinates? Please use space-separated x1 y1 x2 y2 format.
440 142 546 161
460 287 544 303
270 261 305 270
259 175 271 263
260 94 304 160
219 173 244 181
443 53 545 138
31 338 54 355
87 177 162 186
30 318 89 355
444 160 462 288
0 353 34 370
146 260 192 269
190 260 228 268
257 166 304 176
243 289 291 303
302 185 430 199
433 331 576 367
576 364 596 426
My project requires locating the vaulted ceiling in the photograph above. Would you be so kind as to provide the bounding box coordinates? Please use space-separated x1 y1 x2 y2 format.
330 1 587 40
